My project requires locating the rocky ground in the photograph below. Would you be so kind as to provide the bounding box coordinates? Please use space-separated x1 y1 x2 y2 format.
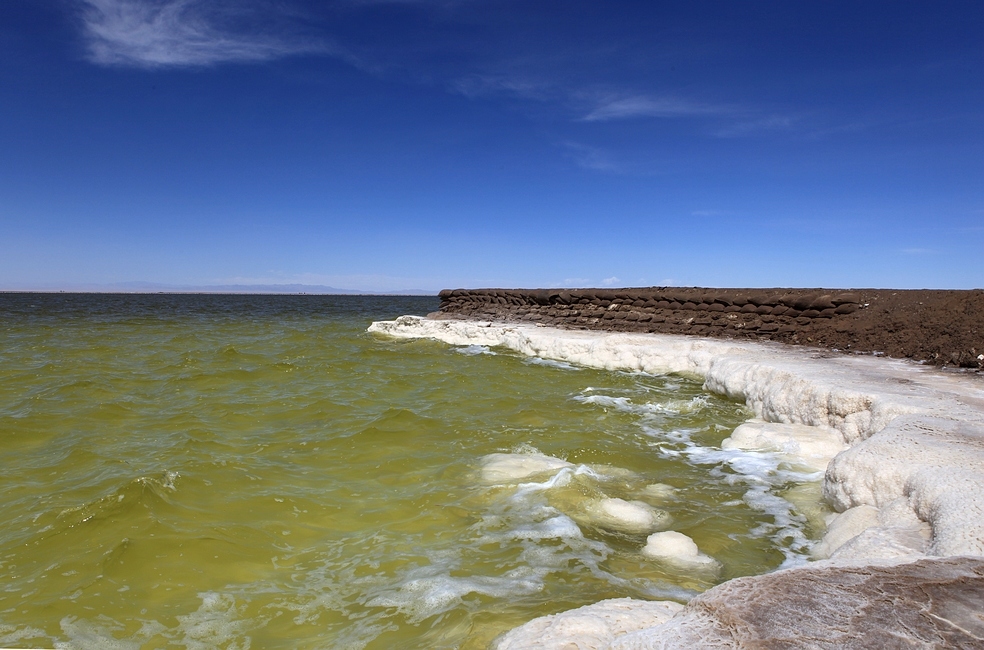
435 287 984 370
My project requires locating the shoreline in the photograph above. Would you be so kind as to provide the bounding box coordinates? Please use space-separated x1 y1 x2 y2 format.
435 287 984 370
369 315 984 648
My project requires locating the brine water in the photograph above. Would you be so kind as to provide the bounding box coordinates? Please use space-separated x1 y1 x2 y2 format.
0 294 828 649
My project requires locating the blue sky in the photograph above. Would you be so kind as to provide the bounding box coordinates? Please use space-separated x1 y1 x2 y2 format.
1 1 981 292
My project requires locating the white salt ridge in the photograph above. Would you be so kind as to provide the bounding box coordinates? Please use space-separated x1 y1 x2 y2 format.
369 316 984 560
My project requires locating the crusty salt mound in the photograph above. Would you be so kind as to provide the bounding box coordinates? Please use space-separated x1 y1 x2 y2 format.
479 452 573 484
722 419 847 472
582 498 672 535
370 317 984 647
641 531 721 573
491 598 684 650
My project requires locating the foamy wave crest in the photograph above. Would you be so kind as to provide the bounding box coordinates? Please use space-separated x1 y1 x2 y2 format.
57 591 259 650
525 357 579 370
574 393 709 417
455 344 495 356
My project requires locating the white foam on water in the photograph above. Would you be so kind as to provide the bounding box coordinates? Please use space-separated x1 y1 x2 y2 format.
365 563 546 624
56 592 258 650
664 431 822 566
456 344 495 356
0 624 51 648
525 357 579 370
57 617 141 650
573 394 709 417
173 592 254 650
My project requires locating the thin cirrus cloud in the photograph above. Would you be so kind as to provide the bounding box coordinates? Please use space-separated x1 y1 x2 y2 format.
78 0 328 67
579 94 729 122
561 142 619 173
449 74 552 101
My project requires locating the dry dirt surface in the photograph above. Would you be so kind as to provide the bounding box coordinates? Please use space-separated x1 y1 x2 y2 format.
436 288 984 370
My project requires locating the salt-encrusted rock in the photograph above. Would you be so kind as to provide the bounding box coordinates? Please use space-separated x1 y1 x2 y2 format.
813 504 881 558
637 483 677 502
722 419 847 472
641 531 721 572
609 557 984 649
479 453 573 484
490 598 684 650
582 498 672 535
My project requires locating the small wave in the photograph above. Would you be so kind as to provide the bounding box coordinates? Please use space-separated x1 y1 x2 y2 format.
52 471 180 530
524 357 579 370
573 393 710 416
455 345 496 356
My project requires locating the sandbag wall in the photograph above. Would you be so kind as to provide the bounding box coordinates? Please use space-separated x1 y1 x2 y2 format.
436 287 860 339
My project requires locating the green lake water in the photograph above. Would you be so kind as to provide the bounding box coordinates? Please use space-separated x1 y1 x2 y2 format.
0 294 827 649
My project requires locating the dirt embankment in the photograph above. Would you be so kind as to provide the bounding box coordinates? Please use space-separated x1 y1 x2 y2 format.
435 287 984 370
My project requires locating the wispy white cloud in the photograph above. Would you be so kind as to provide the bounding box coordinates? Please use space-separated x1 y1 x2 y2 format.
900 248 938 255
691 209 730 217
562 141 619 172
712 114 796 137
600 276 620 286
450 74 550 101
579 94 728 122
78 0 328 68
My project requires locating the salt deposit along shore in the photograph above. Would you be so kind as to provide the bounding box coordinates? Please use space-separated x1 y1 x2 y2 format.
369 316 984 648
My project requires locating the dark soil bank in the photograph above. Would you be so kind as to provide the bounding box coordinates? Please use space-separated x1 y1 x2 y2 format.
435 288 984 370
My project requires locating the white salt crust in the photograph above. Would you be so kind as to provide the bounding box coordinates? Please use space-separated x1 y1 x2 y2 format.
721 419 847 473
369 316 984 647
491 598 685 650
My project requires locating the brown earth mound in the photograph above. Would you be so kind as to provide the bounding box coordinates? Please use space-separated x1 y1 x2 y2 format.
435 288 984 370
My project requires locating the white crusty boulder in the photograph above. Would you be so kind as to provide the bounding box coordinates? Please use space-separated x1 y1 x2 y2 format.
479 452 574 484
491 598 684 650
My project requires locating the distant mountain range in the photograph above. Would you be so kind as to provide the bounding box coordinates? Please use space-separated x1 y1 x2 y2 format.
1 281 437 296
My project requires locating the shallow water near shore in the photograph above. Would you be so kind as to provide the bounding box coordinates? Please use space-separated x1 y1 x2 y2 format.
0 294 829 649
